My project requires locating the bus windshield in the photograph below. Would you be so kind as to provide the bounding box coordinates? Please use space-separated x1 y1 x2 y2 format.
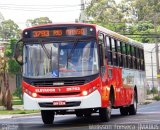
23 40 99 78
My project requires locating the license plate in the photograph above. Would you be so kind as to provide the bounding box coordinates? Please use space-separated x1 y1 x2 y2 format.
53 101 66 106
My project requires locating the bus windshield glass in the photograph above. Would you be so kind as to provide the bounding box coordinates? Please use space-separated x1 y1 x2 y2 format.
23 40 99 78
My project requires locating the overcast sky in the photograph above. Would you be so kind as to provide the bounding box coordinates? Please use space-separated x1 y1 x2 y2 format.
0 0 121 29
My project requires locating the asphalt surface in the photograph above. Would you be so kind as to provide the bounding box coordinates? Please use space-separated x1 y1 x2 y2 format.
0 101 160 130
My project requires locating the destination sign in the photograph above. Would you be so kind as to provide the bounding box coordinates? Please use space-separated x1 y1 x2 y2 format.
32 28 85 37
23 26 96 38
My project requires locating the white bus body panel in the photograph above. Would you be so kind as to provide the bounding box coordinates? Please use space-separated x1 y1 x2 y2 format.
23 90 101 110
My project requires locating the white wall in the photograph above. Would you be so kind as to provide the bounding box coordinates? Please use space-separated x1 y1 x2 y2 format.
144 43 160 88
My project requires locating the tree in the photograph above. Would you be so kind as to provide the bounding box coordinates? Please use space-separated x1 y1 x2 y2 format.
5 39 21 75
0 49 12 110
119 0 160 42
85 0 160 42
0 12 4 24
26 17 52 27
85 0 127 33
0 19 21 40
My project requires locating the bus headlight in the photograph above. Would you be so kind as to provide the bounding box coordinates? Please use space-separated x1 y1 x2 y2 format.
82 86 97 96
32 93 37 98
82 91 88 96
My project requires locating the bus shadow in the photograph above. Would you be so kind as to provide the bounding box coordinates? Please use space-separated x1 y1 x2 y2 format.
18 114 127 130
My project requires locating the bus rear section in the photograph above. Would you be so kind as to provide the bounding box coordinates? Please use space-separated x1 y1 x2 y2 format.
14 23 146 124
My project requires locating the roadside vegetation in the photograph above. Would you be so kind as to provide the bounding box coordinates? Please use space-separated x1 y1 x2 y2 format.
147 87 160 101
0 110 39 115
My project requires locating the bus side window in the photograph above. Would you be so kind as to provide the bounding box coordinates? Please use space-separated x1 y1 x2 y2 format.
131 46 135 69
111 38 117 66
127 44 132 69
105 36 112 65
136 48 140 70
125 44 129 68
134 47 137 69
140 49 145 70
142 49 145 70
122 42 126 68
117 41 122 67
98 33 106 66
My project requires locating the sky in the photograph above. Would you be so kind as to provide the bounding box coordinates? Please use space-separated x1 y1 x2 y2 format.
0 0 121 29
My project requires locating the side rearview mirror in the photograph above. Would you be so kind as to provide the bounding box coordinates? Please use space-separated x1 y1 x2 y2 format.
14 39 23 65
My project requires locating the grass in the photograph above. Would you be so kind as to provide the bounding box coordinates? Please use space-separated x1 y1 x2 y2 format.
154 96 160 101
12 100 23 105
0 96 40 114
12 96 20 100
0 110 40 115
12 96 23 105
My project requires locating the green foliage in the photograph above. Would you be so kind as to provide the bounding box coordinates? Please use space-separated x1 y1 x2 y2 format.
8 59 21 74
26 17 52 27
85 0 160 43
4 39 21 74
127 21 155 42
0 19 21 40
5 39 17 57
147 89 152 95
151 87 158 94
153 96 160 101
13 87 22 99
85 0 126 33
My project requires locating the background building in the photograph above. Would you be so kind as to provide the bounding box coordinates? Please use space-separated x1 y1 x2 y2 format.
144 43 160 90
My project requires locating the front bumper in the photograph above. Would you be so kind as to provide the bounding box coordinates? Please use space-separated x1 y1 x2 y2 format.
23 90 101 110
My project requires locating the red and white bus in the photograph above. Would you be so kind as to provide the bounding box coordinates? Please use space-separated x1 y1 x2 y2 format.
14 23 146 124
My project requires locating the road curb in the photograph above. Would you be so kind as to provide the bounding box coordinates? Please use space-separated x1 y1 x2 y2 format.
0 113 40 119
11 113 40 118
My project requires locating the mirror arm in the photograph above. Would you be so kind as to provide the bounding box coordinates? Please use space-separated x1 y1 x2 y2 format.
14 39 23 65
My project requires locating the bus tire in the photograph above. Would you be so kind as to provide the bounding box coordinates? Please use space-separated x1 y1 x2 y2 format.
120 107 128 115
128 91 137 115
75 109 92 117
75 112 83 117
41 110 55 124
99 107 111 122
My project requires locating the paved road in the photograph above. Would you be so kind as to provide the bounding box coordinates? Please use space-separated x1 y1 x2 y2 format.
0 101 160 130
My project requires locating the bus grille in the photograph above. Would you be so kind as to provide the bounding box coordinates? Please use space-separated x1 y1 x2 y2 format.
32 80 86 87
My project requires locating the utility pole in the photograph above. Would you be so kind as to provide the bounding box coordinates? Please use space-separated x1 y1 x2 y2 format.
154 14 160 95
79 0 86 22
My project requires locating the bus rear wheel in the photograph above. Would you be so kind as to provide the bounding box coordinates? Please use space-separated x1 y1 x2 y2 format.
128 92 137 115
120 107 128 115
41 110 55 124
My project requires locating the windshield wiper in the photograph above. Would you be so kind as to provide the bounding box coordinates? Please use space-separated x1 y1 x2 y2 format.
40 43 51 59
65 39 79 70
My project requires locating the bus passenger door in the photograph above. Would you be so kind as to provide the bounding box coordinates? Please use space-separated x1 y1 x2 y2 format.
98 33 109 106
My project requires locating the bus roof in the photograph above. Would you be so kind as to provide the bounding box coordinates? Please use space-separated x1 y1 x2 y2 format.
23 23 143 49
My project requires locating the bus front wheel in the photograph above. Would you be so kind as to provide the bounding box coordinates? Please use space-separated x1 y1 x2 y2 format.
99 107 111 122
41 110 55 124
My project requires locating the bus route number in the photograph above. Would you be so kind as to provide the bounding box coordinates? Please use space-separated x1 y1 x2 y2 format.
33 30 49 37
